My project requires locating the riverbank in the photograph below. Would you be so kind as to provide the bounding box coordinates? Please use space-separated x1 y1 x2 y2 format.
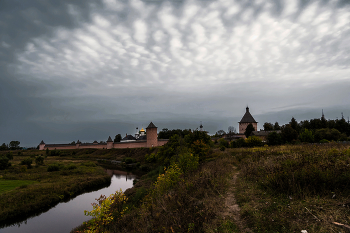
0 151 111 227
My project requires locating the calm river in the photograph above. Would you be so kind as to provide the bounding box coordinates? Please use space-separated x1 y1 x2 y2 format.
0 169 136 233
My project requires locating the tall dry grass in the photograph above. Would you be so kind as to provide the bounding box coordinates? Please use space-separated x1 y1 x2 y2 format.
234 143 350 232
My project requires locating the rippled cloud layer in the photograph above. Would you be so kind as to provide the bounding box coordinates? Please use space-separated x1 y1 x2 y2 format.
0 0 350 145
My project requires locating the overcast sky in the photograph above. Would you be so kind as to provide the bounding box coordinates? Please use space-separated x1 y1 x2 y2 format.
1 0 350 147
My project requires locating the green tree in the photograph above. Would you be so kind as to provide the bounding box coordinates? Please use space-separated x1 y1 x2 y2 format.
235 138 246 148
6 152 13 160
335 118 348 134
274 122 281 130
114 134 122 143
244 123 255 138
35 155 44 166
245 136 263 147
320 115 327 128
177 152 199 173
184 130 211 146
218 138 229 148
281 124 298 143
9 141 20 150
309 118 322 130
330 128 341 141
190 139 210 160
315 128 342 142
50 150 60 156
20 158 32 169
267 132 282 146
290 117 299 133
0 156 11 170
314 128 328 142
299 129 314 143
0 143 8 151
157 134 184 165
263 122 274 131
299 120 310 130
158 129 192 139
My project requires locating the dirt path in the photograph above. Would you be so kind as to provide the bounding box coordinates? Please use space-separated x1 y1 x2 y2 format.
221 166 252 233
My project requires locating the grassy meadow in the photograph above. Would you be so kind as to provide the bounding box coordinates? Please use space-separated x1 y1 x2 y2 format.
0 179 38 194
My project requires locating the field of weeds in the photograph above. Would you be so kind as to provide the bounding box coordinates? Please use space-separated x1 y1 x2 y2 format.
234 143 350 232
73 154 238 233
70 142 350 233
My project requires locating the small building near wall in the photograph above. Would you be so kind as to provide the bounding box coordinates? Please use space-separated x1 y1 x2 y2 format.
251 130 282 141
39 122 168 150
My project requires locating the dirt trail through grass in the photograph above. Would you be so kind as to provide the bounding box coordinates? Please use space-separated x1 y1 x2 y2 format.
221 166 252 233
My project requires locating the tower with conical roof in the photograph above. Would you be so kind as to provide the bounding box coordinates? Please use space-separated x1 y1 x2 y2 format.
238 106 258 134
146 122 158 147
39 140 45 150
107 136 113 149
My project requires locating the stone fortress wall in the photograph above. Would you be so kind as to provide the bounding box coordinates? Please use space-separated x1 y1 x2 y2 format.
39 122 168 150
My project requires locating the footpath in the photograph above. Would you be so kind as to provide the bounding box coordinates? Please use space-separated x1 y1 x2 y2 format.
221 166 252 233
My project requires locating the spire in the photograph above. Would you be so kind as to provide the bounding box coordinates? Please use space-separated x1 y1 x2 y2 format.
107 136 113 142
40 140 45 145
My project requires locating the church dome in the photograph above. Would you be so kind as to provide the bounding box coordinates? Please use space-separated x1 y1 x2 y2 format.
140 128 145 132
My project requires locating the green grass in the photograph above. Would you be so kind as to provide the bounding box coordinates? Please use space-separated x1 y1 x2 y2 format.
217 220 240 233
0 179 37 194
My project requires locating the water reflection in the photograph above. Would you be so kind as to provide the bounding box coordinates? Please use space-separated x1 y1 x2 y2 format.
0 170 135 233
105 169 137 180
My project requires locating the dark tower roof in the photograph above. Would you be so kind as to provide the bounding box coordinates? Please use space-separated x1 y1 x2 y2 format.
40 140 45 145
107 136 113 142
122 135 136 140
146 122 157 129
239 107 257 123
137 135 147 140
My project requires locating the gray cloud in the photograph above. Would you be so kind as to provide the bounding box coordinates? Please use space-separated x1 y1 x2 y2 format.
1 0 350 147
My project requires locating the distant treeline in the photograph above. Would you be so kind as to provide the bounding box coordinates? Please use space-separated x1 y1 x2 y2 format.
0 141 21 151
262 116 350 145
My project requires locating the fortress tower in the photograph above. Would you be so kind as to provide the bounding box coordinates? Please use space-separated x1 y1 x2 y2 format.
146 122 158 147
238 106 258 134
107 136 113 149
39 140 45 150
